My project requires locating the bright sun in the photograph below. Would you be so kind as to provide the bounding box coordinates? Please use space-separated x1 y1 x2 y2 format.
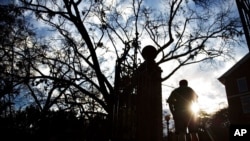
191 102 200 114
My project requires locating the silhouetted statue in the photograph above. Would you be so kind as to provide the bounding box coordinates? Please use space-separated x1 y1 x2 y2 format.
136 45 163 141
167 79 199 141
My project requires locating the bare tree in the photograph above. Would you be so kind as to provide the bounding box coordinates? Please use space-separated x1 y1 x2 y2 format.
0 4 39 116
17 0 244 118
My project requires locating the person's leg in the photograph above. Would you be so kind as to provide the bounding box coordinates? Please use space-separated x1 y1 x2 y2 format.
190 133 199 141
174 117 187 141
178 132 186 141
188 114 199 141
186 133 192 141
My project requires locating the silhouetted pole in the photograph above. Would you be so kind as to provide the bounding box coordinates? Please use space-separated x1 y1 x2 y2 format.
165 115 171 141
165 115 171 135
136 45 163 141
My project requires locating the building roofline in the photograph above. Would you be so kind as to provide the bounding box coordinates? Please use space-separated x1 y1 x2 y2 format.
218 52 250 84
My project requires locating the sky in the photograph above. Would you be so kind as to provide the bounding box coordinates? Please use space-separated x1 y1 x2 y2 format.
161 44 249 135
2 0 248 115
1 0 249 136
141 0 250 134
141 0 249 114
162 46 249 114
2 0 248 113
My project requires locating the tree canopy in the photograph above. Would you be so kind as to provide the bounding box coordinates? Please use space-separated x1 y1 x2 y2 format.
0 0 245 119
0 4 38 116
0 0 246 140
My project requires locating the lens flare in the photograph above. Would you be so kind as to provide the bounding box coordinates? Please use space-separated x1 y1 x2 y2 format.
191 102 199 114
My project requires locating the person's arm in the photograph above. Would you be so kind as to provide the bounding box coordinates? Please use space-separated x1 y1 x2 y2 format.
194 92 198 102
169 104 175 114
167 95 175 114
190 88 198 102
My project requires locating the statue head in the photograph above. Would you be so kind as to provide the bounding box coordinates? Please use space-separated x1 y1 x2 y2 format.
142 45 157 61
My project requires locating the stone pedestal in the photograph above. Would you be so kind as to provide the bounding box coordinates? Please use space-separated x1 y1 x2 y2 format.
136 45 163 141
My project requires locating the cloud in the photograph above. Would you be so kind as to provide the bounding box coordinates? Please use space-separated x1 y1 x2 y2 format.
162 45 249 114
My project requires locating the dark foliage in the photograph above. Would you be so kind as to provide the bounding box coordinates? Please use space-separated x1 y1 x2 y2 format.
0 0 246 140
0 105 110 141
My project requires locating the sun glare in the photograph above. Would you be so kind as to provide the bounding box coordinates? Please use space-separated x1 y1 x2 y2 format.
191 102 200 114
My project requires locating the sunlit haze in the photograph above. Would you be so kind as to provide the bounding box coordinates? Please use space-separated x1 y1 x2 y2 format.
162 46 249 115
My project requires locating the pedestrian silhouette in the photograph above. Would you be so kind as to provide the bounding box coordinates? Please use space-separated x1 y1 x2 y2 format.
167 79 199 141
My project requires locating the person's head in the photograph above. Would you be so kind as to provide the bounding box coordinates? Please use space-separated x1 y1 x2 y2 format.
179 79 188 87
